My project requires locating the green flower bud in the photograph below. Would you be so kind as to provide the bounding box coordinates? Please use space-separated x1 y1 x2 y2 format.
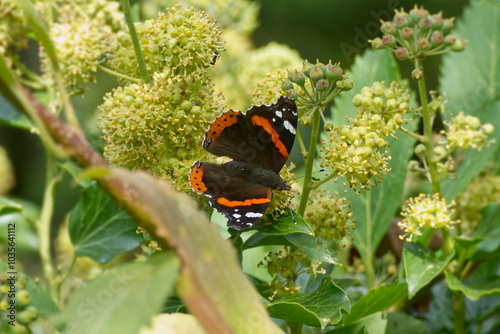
442 18 455 34
309 65 324 83
316 79 329 91
431 31 444 45
324 122 334 132
415 143 427 156
431 14 444 29
381 21 396 35
482 123 494 135
352 94 363 107
412 69 423 80
290 71 306 86
382 35 396 48
395 47 408 60
400 27 414 39
325 63 343 81
417 38 430 50
451 39 466 52
444 34 457 46
281 79 294 91
370 37 383 49
17 306 39 325
394 15 409 28
300 116 312 127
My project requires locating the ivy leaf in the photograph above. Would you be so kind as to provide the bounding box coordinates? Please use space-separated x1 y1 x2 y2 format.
471 204 500 261
341 281 408 325
446 272 500 301
325 49 417 263
403 242 455 298
255 210 314 235
439 0 500 200
243 232 340 265
53 253 180 334
0 197 22 214
24 275 60 318
0 95 33 130
324 312 426 334
266 277 350 328
69 184 143 263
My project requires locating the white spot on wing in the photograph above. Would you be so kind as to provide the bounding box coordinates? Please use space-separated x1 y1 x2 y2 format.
283 120 296 134
245 212 263 218
272 118 276 122
275 110 283 118
233 213 241 219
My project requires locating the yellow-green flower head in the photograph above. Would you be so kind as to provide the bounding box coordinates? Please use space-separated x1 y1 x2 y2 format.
234 42 302 107
0 146 15 195
304 190 354 244
40 0 126 90
352 81 410 136
252 68 291 106
320 122 391 192
444 112 494 152
110 5 223 79
455 174 500 235
98 72 222 191
258 246 308 300
399 193 458 242
0 0 32 68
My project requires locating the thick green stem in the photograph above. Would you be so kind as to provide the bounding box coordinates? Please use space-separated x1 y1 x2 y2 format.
362 192 375 289
414 59 440 195
37 153 63 305
452 291 466 334
297 107 321 216
287 322 302 334
120 0 151 85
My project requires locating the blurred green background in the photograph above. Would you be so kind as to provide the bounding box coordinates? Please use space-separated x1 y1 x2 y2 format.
0 0 469 226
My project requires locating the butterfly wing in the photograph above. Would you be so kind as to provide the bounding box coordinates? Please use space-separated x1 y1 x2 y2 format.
189 161 272 230
203 97 297 172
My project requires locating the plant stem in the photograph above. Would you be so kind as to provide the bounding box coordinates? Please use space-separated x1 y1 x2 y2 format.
362 191 375 289
120 0 151 85
414 59 440 195
57 253 77 287
287 322 302 334
452 291 466 334
37 153 63 305
97 64 142 83
297 106 321 216
295 127 308 157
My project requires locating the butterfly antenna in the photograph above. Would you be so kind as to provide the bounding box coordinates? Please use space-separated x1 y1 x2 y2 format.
292 168 326 181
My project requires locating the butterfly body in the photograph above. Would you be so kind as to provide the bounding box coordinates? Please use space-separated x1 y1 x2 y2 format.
189 96 297 230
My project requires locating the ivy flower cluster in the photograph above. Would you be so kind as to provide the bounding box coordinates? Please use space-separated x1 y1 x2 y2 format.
109 4 224 79
398 193 458 242
320 81 410 192
304 190 354 244
454 174 500 235
370 5 466 60
0 0 30 69
283 61 353 126
98 72 221 191
258 246 324 301
443 112 494 152
0 274 38 326
41 0 126 90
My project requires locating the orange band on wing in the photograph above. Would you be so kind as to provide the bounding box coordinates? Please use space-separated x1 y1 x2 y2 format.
205 110 240 142
217 196 271 207
188 162 207 193
251 115 288 158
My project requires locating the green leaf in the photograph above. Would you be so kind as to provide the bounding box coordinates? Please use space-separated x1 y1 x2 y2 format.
58 161 94 188
446 272 500 301
439 0 500 200
454 236 483 260
342 281 408 325
243 232 340 265
471 204 500 261
403 242 455 298
0 95 33 130
266 277 350 328
325 312 426 334
0 197 22 215
69 184 143 263
54 253 180 334
24 275 60 318
255 210 314 235
325 49 418 263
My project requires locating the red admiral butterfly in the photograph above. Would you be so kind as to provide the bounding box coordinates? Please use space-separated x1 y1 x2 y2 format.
189 96 298 230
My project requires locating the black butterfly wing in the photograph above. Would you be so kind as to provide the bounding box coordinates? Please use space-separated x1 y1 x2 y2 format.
189 161 272 230
203 97 297 173
246 96 298 173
